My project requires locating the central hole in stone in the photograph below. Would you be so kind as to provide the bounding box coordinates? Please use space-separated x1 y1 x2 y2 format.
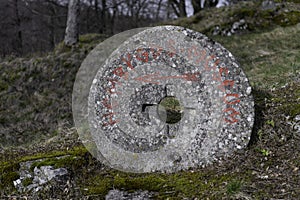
157 96 184 124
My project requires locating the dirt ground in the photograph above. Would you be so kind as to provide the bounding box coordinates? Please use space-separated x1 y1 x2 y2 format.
0 1 299 199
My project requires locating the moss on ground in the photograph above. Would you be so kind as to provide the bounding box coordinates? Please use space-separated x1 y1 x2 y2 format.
273 11 300 27
0 172 19 188
164 2 300 89
0 161 21 191
0 1 300 198
81 168 250 199
0 143 254 198
0 145 88 192
0 33 107 147
211 24 300 88
22 177 33 187
270 83 300 118
226 179 243 195
29 155 86 172
79 34 107 44
166 1 300 36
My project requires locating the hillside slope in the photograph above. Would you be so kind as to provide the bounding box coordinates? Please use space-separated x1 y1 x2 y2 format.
0 1 299 199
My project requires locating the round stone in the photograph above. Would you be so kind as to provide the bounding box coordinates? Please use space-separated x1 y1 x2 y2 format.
72 26 255 173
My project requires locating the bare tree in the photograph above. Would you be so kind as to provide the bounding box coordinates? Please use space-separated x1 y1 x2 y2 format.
168 0 187 18
64 0 80 46
155 0 164 21
108 0 118 34
94 0 100 32
192 0 201 14
10 0 23 55
192 0 229 15
101 0 107 33
0 0 185 57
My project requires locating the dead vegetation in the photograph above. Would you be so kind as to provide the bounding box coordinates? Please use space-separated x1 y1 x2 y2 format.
0 1 299 199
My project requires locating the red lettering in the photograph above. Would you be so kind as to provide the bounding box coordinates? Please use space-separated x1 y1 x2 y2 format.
103 113 118 126
167 39 177 55
212 71 221 81
102 98 118 109
219 67 228 76
149 45 163 59
167 51 175 58
218 80 235 92
183 72 200 81
136 48 149 62
224 94 240 105
188 45 205 65
113 67 125 77
223 80 234 88
134 72 160 84
204 55 216 71
213 58 220 68
106 78 122 94
103 112 118 118
197 49 207 65
121 53 134 70
113 67 129 81
106 87 120 94
224 107 240 124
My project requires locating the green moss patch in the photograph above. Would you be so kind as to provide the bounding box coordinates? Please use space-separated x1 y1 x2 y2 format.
80 169 250 199
167 1 300 36
0 172 19 188
22 177 34 187
1 1 300 198
30 155 86 172
270 83 300 118
0 145 88 193
226 179 243 195
211 24 300 88
274 11 300 27
0 33 107 147
79 34 107 44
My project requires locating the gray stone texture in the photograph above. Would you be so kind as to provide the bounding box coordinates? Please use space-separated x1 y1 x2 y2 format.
74 26 254 173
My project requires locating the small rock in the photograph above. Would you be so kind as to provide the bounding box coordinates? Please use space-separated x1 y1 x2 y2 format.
261 0 277 10
13 179 21 187
13 158 69 193
33 166 68 185
105 189 155 200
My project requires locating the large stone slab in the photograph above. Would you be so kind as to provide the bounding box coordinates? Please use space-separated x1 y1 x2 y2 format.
73 26 254 173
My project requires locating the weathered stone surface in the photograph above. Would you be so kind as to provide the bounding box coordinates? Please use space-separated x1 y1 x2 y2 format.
213 19 248 36
13 158 68 193
73 26 254 173
261 0 277 10
291 114 300 139
105 189 155 200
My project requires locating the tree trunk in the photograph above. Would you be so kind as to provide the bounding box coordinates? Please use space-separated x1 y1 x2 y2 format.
178 0 187 17
101 0 106 33
86 0 93 32
169 0 187 18
64 0 80 46
202 0 218 9
94 0 100 32
12 0 23 55
167 0 171 19
110 0 117 35
48 3 56 49
155 0 163 21
192 0 201 14
135 0 147 27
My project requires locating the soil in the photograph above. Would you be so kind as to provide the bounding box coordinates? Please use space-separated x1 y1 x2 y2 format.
0 1 299 199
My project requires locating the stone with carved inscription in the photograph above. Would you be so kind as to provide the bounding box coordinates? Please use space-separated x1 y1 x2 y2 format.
73 26 255 173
